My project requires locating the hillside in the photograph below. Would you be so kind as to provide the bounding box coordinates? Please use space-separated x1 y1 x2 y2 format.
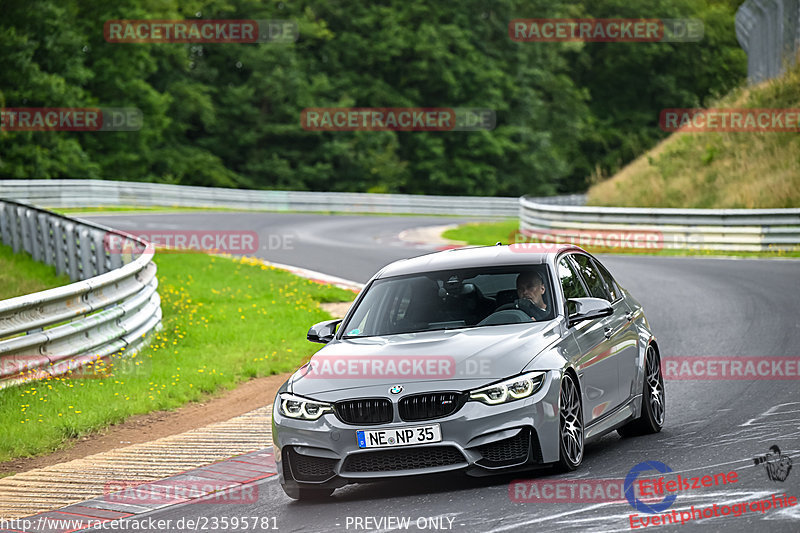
587 65 800 208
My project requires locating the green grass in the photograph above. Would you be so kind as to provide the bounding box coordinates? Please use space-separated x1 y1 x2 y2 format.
443 220 800 258
0 243 70 300
441 219 518 246
0 252 355 462
587 65 800 208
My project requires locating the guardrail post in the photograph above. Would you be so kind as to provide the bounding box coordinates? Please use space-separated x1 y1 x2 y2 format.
20 207 34 256
36 212 52 266
109 236 124 270
9 205 22 253
78 227 95 279
43 215 57 267
92 230 108 275
63 221 80 281
52 219 68 277
0 203 10 246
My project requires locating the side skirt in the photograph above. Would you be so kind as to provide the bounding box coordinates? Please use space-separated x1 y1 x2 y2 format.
584 395 640 443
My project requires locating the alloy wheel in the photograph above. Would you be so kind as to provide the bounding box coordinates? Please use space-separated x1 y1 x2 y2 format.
560 373 583 465
645 345 665 426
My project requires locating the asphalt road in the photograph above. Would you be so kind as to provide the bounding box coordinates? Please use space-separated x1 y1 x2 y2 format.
83 212 800 533
85 211 466 283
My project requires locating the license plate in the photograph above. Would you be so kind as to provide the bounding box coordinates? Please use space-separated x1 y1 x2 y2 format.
357 424 442 449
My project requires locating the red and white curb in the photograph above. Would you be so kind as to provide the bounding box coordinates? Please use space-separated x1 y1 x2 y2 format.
1 450 277 533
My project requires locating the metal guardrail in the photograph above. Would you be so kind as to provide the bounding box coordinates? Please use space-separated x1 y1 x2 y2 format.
0 179 585 217
0 199 162 389
736 0 800 84
519 197 800 251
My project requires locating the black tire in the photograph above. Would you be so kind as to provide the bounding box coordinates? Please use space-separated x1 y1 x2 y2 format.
618 344 665 438
554 372 584 472
281 484 334 500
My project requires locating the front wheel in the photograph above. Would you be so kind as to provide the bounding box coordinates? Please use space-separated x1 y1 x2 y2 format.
618 344 665 438
554 372 584 472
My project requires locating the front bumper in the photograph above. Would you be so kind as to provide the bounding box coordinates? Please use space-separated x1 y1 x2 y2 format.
272 372 562 490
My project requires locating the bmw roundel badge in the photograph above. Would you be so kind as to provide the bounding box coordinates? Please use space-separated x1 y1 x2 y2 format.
389 385 403 394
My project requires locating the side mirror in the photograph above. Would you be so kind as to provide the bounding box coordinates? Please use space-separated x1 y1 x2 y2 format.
307 319 342 344
567 297 613 327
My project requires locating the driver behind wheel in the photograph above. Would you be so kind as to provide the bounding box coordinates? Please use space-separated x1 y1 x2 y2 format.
497 271 549 321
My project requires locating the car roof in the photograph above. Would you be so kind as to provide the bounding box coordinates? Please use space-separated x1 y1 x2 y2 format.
376 243 586 278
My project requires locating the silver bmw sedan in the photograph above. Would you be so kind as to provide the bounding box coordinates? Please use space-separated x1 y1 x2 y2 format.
273 244 665 499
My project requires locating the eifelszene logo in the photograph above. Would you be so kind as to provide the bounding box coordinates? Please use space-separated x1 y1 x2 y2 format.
625 461 677 514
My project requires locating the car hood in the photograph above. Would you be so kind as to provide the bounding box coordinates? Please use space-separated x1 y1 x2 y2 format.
290 321 561 397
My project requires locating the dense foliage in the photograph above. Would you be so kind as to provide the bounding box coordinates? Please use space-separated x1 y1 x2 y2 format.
0 0 746 195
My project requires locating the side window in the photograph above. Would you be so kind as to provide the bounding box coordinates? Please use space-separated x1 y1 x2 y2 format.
558 258 588 316
572 254 610 301
593 260 620 302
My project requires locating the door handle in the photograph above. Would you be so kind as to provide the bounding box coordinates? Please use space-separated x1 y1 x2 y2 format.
625 312 634 322
604 326 613 339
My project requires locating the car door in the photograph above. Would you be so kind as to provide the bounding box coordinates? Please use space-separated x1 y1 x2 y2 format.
557 256 618 425
591 257 641 404
571 253 640 410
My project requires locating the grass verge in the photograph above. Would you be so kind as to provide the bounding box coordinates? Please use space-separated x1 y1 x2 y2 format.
0 244 70 300
0 252 355 462
442 221 800 258
442 220 517 246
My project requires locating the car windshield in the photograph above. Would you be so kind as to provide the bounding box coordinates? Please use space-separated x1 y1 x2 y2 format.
342 266 555 338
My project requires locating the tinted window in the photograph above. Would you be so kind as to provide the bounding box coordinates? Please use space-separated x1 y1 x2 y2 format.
572 254 610 301
593 259 620 301
558 258 588 302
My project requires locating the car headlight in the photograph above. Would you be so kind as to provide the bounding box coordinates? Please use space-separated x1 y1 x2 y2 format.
469 372 546 405
279 393 333 420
